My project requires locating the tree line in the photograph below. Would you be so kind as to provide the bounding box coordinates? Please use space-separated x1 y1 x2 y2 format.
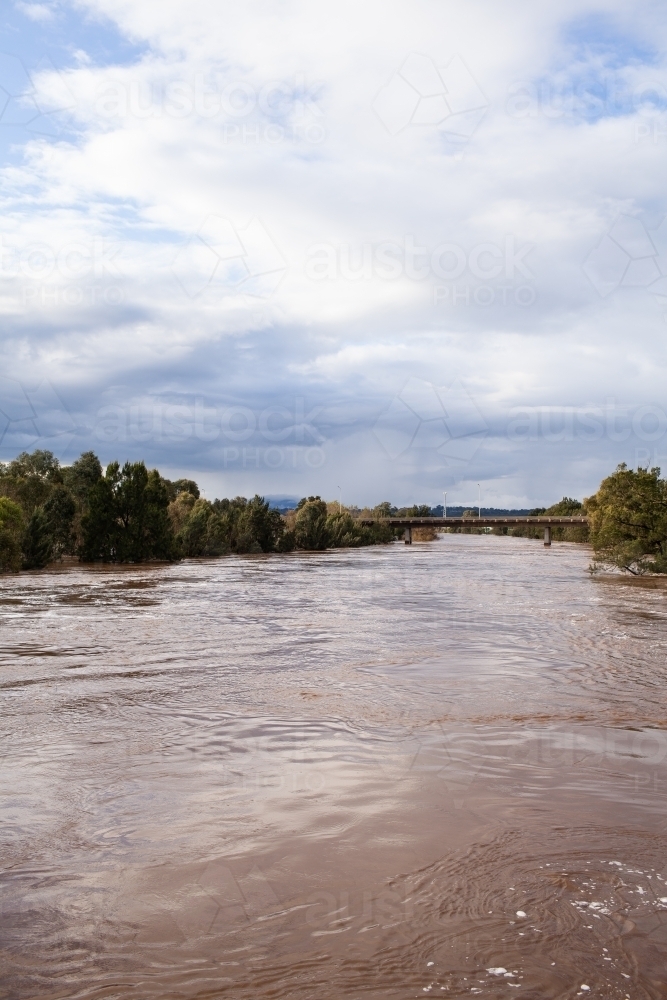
442 468 667 574
1 452 665 574
586 464 667 575
488 496 588 542
0 450 395 572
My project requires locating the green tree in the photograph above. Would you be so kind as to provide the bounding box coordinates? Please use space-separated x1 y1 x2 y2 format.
0 497 24 574
407 504 432 517
168 491 197 536
79 472 117 562
235 495 285 553
80 461 177 563
4 449 62 481
62 451 103 506
211 497 248 552
513 497 587 542
326 510 362 547
163 477 201 502
142 469 175 560
360 520 395 545
460 509 482 534
0 449 62 513
43 486 76 559
587 464 667 575
547 497 583 516
199 508 229 556
22 508 52 569
546 497 587 542
204 495 287 554
176 498 229 557
275 529 296 552
294 497 328 550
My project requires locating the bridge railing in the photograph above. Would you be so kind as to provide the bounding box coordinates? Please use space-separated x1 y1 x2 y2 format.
358 516 588 527
357 515 588 547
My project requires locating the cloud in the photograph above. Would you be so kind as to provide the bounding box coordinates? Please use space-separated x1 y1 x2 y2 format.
15 2 56 23
1 0 666 504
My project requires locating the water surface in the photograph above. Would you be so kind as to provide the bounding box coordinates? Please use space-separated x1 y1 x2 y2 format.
1 535 666 998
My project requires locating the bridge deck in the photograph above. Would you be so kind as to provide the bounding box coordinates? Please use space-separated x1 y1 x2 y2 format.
359 516 588 529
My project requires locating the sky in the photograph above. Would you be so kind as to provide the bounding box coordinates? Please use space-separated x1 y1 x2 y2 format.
1 0 666 507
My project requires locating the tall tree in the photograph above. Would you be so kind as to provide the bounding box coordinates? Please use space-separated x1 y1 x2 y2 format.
406 504 432 517
236 495 285 553
43 486 77 559
175 498 229 557
547 497 583 516
22 508 52 570
0 449 62 513
62 451 103 506
80 461 177 563
0 497 24 573
587 464 667 574
164 478 201 501
80 469 117 562
326 510 361 547
142 469 176 560
294 497 329 550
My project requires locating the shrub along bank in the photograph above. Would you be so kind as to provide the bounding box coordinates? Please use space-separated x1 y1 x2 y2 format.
497 497 589 542
586 464 667 575
442 467 667 575
0 450 396 571
2 451 665 575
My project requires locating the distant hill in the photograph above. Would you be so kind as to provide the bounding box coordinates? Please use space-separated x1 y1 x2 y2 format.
266 495 301 511
267 500 536 516
430 506 533 517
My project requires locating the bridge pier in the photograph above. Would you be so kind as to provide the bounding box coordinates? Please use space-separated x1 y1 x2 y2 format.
404 527 412 545
544 526 551 547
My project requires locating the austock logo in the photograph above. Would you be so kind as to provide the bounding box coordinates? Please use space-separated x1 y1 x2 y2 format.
171 215 287 300
583 213 667 316
94 396 327 471
0 50 74 137
158 860 416 944
0 376 75 459
0 235 124 308
168 862 285 941
507 401 667 459
373 52 489 150
94 72 325 145
304 234 536 308
373 376 488 467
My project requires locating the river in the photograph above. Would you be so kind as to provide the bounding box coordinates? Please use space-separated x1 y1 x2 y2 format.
1 534 666 999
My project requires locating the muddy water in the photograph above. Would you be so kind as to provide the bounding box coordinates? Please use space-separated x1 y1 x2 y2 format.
1 535 667 999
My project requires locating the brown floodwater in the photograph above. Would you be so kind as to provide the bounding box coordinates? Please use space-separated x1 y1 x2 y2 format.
1 534 667 999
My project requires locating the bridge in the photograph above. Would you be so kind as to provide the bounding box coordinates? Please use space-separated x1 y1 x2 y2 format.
358 516 589 547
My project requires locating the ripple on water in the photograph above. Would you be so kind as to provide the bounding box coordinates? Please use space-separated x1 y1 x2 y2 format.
0 538 666 998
